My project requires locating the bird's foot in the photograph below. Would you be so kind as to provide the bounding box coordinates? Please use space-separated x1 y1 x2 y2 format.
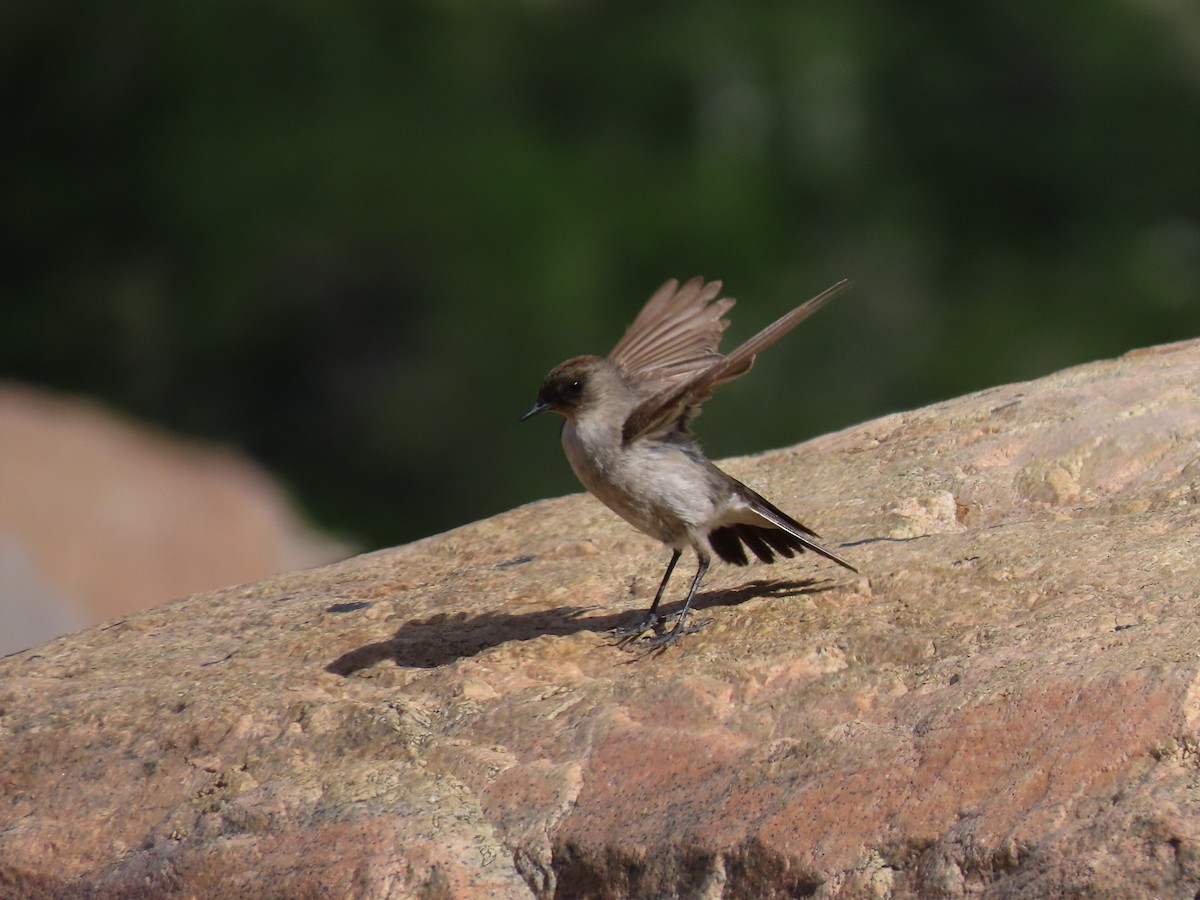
610 614 663 644
610 608 691 644
626 616 713 653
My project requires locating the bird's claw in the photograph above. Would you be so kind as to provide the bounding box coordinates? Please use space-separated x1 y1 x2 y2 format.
610 609 688 644
621 616 713 653
610 615 662 645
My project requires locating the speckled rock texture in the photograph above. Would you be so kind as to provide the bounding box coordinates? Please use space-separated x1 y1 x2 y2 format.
2 340 1198 898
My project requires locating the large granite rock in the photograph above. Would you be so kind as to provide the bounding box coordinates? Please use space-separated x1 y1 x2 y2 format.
2 340 1198 898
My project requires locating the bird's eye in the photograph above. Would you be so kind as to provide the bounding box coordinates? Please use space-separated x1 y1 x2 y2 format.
568 379 582 393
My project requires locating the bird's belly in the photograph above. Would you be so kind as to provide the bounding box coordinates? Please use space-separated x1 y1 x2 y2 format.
562 426 715 547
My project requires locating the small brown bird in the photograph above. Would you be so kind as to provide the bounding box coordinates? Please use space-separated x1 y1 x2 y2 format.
521 277 857 648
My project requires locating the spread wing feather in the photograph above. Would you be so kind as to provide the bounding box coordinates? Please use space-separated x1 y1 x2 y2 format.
608 277 735 395
621 279 851 445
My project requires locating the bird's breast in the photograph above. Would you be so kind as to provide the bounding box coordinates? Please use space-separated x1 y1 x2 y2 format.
561 418 719 546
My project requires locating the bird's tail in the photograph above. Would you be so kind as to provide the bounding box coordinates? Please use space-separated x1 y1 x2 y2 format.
710 481 858 572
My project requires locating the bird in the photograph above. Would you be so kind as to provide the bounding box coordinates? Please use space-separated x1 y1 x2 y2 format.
521 276 857 649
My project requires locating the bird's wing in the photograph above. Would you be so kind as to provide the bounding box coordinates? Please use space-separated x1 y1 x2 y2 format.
607 277 735 396
621 279 851 445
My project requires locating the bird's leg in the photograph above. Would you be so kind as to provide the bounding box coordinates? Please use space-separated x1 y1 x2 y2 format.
611 549 680 641
635 553 712 651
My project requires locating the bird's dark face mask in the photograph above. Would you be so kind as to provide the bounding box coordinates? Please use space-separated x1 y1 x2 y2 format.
520 358 593 421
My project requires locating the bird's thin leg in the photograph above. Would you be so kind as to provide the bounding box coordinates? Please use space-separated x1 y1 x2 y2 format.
636 553 712 651
611 549 680 641
645 548 681 619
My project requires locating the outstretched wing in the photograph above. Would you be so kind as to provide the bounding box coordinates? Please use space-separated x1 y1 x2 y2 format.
621 279 851 445
608 277 735 396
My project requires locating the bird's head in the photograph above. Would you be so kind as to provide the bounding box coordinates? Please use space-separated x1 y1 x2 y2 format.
520 355 616 423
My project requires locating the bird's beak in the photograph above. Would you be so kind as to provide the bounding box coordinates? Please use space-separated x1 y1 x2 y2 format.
520 401 550 422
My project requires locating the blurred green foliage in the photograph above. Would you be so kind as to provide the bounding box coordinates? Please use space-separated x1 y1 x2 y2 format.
3 0 1198 548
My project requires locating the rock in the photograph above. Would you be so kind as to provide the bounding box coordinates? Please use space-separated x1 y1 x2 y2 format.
0 383 348 654
0 533 90 655
1 340 1199 898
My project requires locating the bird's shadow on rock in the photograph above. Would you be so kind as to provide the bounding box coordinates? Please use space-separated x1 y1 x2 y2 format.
325 577 836 672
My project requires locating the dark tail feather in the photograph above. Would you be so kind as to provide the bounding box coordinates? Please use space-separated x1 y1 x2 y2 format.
758 526 802 558
709 525 750 566
724 480 860 573
738 525 777 563
709 521 849 568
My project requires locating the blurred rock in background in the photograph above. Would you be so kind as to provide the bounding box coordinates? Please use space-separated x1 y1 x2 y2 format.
0 382 348 655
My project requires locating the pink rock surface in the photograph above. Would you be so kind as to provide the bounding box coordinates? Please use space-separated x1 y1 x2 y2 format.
1 341 1199 897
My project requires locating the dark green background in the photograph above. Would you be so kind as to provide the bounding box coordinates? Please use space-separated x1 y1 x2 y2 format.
4 1 1198 549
